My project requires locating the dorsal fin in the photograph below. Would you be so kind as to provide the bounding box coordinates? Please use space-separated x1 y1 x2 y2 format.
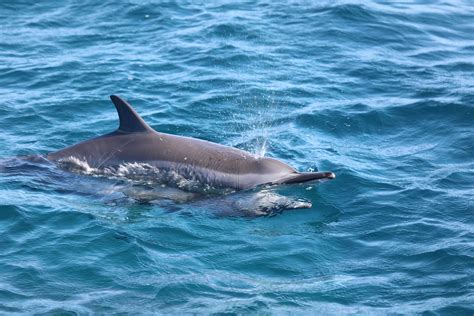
110 95 153 133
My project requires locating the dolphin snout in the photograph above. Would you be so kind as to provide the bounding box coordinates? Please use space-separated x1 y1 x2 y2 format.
326 172 336 179
276 170 336 185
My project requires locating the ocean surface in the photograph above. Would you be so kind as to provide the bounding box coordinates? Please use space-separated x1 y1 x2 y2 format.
1 0 473 314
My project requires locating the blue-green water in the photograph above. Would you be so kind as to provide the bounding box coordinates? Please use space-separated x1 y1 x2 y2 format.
1 0 473 314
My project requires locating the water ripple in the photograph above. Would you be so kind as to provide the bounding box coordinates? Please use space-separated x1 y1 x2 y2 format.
1 0 473 314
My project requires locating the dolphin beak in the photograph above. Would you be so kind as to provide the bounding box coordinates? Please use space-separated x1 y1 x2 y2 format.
276 171 336 185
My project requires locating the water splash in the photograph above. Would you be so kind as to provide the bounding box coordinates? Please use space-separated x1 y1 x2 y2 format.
56 156 212 193
56 156 96 175
254 137 268 157
231 90 281 157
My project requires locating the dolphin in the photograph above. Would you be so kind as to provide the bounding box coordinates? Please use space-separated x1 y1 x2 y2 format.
47 95 335 191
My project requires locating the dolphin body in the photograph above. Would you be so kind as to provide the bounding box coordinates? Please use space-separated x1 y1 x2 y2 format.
47 96 335 191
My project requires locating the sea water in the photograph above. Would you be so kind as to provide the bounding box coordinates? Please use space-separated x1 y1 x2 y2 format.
0 1 473 314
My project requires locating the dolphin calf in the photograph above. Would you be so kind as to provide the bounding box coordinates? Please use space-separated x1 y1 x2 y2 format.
47 95 335 191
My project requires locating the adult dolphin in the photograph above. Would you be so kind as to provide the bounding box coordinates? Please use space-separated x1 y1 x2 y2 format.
47 96 335 190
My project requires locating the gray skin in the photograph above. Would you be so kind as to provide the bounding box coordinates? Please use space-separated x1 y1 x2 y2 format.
47 95 335 190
